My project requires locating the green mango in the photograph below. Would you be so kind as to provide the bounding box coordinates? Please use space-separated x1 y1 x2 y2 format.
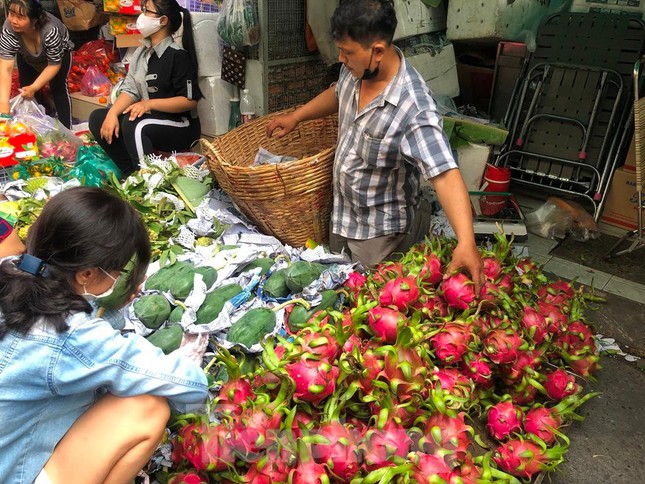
195 283 244 325
146 325 183 354
227 307 276 348
285 261 325 293
145 261 194 293
263 268 290 298
133 294 172 329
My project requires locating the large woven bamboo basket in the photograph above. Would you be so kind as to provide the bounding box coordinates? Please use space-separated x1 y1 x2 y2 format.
201 109 338 247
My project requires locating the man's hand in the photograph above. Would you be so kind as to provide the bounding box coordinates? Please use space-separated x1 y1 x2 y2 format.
445 241 484 295
266 112 299 138
19 85 38 100
123 100 152 121
100 112 120 144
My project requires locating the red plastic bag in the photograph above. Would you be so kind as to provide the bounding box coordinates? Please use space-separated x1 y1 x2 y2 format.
80 66 111 97
68 40 119 93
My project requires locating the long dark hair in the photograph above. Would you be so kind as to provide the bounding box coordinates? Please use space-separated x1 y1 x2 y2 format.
152 0 199 73
331 0 397 47
0 187 151 338
7 0 48 31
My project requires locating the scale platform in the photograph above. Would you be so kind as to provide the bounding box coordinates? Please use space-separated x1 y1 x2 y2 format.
469 192 528 242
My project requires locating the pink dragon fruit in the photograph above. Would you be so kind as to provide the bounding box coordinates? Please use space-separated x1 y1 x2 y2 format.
497 273 514 294
168 472 205 484
311 420 361 481
414 293 449 317
483 328 526 365
371 260 405 285
290 457 329 484
418 253 444 286
543 368 581 401
242 448 292 484
486 401 524 441
286 356 339 406
538 301 569 335
198 423 235 473
410 452 457 483
568 353 601 378
171 420 208 469
382 345 429 401
461 353 494 388
291 410 317 439
441 273 476 310
295 328 341 362
430 322 472 364
345 271 367 297
482 256 503 281
362 420 412 471
494 438 567 479
500 348 544 386
523 406 562 445
379 275 420 311
520 306 549 344
367 306 405 343
213 377 253 417
418 411 474 459
230 407 281 457
430 367 475 412
507 381 539 406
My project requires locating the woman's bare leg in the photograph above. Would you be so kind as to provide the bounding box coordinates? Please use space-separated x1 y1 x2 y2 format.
43 394 170 484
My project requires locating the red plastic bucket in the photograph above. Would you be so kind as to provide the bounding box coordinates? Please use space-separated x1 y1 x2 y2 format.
479 164 511 215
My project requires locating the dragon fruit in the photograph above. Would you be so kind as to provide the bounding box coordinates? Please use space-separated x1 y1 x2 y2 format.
362 419 412 471
291 410 317 439
382 345 429 401
171 420 209 470
418 411 474 459
294 328 341 362
286 356 339 406
430 367 476 412
441 273 476 310
230 407 281 457
168 472 205 484
494 438 567 479
523 406 562 445
543 368 581 401
500 348 543 386
482 256 503 281
418 253 444 286
367 306 405 343
371 260 405 285
520 306 549 344
290 456 329 484
414 293 449 317
345 270 367 293
486 401 524 441
379 275 420 311
242 448 292 484
483 328 526 365
410 452 456 483
311 420 361 481
568 353 601 378
461 353 494 388
538 301 569 335
430 322 472 364
198 424 235 473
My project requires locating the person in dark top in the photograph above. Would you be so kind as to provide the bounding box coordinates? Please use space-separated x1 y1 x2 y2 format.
88 0 202 177
0 0 74 128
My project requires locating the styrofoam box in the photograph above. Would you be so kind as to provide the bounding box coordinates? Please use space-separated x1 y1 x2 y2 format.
406 42 460 98
447 0 550 42
192 12 222 78
456 143 491 191
394 0 447 39
198 76 233 137
571 0 645 18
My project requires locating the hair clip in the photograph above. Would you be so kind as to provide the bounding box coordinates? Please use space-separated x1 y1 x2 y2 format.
18 254 50 277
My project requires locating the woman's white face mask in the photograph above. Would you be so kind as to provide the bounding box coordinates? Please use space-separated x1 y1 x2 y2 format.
136 14 164 38
82 268 119 301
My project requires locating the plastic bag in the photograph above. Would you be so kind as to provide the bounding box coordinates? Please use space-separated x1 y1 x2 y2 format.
525 197 600 242
11 96 81 164
68 40 121 93
217 0 260 47
80 66 111 97
67 145 122 186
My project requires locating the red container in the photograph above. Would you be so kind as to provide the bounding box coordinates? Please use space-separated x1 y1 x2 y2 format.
479 164 511 215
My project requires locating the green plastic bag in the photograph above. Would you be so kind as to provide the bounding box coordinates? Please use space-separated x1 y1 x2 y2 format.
68 145 122 186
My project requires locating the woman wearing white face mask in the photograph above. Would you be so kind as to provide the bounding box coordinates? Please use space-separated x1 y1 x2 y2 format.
0 187 209 484
88 0 202 177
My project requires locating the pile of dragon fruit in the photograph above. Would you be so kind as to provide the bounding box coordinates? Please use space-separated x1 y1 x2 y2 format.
164 233 603 484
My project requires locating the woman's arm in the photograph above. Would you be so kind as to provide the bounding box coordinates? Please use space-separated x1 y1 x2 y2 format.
0 58 15 115
122 96 197 120
19 63 61 99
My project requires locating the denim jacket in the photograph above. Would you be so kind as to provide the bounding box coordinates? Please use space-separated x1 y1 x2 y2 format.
0 309 208 484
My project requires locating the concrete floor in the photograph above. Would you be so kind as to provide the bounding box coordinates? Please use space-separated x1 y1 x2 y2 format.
517 205 645 484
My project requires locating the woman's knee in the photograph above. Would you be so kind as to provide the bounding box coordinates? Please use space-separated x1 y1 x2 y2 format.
88 108 108 134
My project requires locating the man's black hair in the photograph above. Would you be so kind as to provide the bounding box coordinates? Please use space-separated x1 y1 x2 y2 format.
331 0 397 47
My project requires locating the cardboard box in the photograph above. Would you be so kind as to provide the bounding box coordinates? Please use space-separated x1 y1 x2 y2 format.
115 33 143 48
103 0 141 15
600 167 641 231
457 64 494 113
109 14 139 35
406 42 459 98
71 92 107 121
447 0 550 42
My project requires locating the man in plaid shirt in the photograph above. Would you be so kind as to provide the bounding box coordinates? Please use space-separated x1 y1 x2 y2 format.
267 0 483 291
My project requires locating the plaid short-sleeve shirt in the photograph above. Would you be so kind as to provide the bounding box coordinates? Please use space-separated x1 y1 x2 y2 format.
332 49 457 239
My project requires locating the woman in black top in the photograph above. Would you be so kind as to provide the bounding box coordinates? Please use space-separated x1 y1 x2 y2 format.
88 0 202 177
0 0 73 128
